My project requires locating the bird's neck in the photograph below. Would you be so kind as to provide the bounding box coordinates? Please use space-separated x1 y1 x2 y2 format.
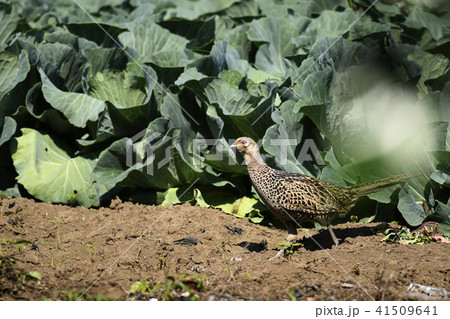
244 152 266 169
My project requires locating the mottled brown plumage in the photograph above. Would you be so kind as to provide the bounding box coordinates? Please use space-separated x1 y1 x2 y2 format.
230 137 422 249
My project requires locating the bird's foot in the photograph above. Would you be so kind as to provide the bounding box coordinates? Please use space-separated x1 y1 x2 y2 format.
331 239 340 249
286 234 298 242
328 225 340 248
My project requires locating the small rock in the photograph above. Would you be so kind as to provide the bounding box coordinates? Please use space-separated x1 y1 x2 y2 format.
224 225 242 236
340 281 354 288
173 236 200 246
189 265 214 274
109 198 122 209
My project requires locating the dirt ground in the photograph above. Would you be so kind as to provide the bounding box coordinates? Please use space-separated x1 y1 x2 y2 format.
0 196 448 301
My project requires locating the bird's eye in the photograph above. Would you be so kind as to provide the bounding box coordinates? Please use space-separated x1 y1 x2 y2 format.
243 141 250 147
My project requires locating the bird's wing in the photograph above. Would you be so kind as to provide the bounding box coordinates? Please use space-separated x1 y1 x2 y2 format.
275 174 345 214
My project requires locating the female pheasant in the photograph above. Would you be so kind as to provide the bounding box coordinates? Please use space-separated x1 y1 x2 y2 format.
230 137 421 251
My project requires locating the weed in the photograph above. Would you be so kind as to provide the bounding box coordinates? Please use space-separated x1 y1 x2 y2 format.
0 255 42 292
67 193 78 206
129 281 161 296
1 238 32 246
129 267 208 301
84 243 95 256
158 256 167 270
53 289 115 301
21 271 42 283
287 288 297 301
9 215 24 226
224 261 235 282
352 263 360 275
277 241 304 259
1 238 32 255
161 272 208 301
380 222 441 245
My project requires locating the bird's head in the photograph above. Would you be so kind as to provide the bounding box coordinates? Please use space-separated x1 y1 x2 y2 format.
230 137 264 165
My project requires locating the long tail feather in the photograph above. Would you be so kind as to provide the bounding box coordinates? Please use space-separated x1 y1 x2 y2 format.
346 171 423 199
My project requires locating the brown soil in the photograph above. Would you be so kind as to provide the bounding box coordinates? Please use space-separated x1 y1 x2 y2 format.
0 196 448 301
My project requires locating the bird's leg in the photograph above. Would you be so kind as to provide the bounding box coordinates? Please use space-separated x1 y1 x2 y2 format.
269 222 298 260
328 224 340 247
285 221 299 242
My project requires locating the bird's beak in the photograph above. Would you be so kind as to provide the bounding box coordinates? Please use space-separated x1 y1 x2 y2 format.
229 142 236 149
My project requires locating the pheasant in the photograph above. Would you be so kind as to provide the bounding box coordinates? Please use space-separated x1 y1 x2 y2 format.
230 137 422 253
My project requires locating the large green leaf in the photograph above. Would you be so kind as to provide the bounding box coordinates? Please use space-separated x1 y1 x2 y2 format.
302 9 389 45
0 7 20 46
22 82 79 138
68 0 126 14
162 0 240 20
404 11 450 43
310 0 347 13
159 94 206 182
216 24 251 60
37 42 88 92
257 0 315 18
93 120 182 196
0 50 31 136
79 63 158 147
0 50 30 99
11 128 99 207
192 40 249 77
88 69 147 107
39 68 106 128
82 46 129 79
175 68 208 86
224 0 259 18
263 100 314 175
0 116 16 146
216 196 261 219
398 184 427 227
248 17 310 78
119 18 190 67
408 51 450 97
189 78 277 147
